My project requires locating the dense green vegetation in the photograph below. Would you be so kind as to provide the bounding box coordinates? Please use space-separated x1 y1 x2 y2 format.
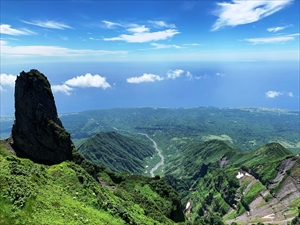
0 107 300 154
1 106 299 224
164 140 298 223
77 132 155 174
289 207 300 225
2 107 299 153
0 143 185 225
55 107 300 154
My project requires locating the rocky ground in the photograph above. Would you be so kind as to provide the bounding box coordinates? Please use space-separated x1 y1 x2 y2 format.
226 156 300 225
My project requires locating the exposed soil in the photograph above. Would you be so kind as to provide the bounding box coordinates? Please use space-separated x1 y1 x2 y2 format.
226 156 300 225
1 137 16 155
97 177 117 191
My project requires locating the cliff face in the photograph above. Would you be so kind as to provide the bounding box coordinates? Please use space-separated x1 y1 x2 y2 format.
11 69 74 164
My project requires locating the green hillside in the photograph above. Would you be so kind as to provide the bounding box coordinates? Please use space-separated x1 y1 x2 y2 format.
0 142 185 225
163 140 300 224
77 132 155 174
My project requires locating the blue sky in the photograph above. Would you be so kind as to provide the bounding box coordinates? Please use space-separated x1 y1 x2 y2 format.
0 0 299 114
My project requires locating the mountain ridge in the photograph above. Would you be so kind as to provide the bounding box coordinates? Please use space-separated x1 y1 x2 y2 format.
77 131 155 174
163 139 299 224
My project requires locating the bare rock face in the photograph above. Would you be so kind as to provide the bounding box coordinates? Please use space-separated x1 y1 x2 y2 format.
11 69 74 164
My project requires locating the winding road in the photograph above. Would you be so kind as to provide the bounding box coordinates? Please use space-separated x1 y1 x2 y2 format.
140 133 164 177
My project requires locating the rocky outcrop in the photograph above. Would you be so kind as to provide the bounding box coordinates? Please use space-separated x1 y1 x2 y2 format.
11 69 74 164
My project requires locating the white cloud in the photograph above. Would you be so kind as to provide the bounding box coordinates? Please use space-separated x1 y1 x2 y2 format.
89 37 101 41
265 90 283 98
102 20 179 43
267 27 285 32
216 72 226 76
288 92 293 97
186 71 193 80
65 73 111 89
151 43 181 49
22 20 73 30
183 43 201 46
52 84 73 95
0 40 127 58
103 29 179 43
52 73 111 95
166 69 184 79
185 71 208 81
127 25 149 33
267 25 292 32
211 0 292 31
0 73 16 91
0 24 35 35
245 34 299 44
148 20 176 29
127 73 164 83
102 20 123 29
194 74 209 80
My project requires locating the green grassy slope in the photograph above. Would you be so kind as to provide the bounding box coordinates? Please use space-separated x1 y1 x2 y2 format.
0 143 185 225
77 132 155 174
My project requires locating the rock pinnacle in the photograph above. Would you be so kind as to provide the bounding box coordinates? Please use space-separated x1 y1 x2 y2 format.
11 69 74 164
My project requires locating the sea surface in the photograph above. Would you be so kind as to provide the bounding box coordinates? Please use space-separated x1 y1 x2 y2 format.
1 61 299 114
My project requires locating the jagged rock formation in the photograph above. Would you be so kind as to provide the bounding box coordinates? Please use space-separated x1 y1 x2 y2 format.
11 69 74 164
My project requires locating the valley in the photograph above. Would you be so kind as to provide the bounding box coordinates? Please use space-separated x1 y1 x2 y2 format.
139 133 165 177
53 107 300 224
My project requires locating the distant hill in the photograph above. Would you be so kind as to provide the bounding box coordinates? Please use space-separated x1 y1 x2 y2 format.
56 107 300 154
77 132 155 174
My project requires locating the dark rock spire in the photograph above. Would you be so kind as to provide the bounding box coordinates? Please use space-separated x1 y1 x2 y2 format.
11 69 74 164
